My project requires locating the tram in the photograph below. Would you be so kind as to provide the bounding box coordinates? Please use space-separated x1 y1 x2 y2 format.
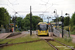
37 22 48 35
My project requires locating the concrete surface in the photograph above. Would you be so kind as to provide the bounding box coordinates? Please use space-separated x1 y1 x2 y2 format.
0 33 11 39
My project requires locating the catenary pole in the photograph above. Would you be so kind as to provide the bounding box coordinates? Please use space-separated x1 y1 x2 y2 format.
30 6 32 36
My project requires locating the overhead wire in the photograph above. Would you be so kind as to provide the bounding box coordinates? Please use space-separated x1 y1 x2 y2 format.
8 0 19 6
40 0 59 22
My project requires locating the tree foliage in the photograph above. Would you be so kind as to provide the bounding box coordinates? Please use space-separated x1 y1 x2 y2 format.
53 17 61 22
70 13 75 26
12 16 17 23
64 16 70 26
0 7 10 26
22 14 43 30
16 17 23 27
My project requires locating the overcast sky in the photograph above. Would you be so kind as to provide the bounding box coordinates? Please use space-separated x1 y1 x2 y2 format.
0 0 75 22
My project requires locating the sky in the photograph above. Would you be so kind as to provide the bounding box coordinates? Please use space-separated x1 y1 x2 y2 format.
0 0 75 22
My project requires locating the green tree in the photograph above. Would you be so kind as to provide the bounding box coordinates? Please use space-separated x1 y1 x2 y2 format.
12 16 17 23
70 12 75 26
58 17 62 21
53 17 61 22
16 17 23 27
32 16 43 30
0 7 10 26
64 16 70 26
23 14 43 30
22 14 30 30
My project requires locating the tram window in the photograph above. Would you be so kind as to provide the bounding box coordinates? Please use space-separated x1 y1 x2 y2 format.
39 24 48 30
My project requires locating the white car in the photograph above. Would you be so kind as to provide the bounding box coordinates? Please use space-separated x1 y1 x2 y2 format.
28 30 30 32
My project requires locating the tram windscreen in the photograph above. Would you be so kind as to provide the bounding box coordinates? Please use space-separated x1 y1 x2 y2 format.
38 24 48 31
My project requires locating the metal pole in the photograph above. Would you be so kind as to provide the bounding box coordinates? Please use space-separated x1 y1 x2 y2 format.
14 17 15 32
56 17 57 29
54 9 57 29
61 16 64 38
65 13 70 37
68 16 70 37
62 23 64 38
8 16 10 32
48 17 49 23
30 6 32 36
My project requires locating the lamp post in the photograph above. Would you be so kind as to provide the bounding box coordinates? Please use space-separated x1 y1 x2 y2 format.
53 9 58 29
61 16 64 38
9 17 12 32
47 17 51 32
47 17 51 23
65 13 70 37
14 12 17 32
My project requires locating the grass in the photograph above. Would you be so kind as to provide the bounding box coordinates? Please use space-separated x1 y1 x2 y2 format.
0 39 13 44
54 37 75 48
0 34 39 44
0 34 74 50
8 34 40 44
0 37 54 50
49 41 71 50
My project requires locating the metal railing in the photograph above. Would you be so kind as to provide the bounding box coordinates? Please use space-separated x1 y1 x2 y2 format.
53 27 60 37
53 27 69 37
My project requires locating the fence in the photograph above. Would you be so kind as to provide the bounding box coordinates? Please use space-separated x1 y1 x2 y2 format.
53 27 69 37
53 27 60 37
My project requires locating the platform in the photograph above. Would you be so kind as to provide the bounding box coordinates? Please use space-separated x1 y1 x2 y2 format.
0 33 11 39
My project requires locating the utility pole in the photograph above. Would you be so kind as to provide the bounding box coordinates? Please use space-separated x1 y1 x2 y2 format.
30 6 32 36
61 16 64 38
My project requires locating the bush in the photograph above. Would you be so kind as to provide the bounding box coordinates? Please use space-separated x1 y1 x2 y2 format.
71 26 75 31
71 31 75 35
64 36 72 42
64 26 69 31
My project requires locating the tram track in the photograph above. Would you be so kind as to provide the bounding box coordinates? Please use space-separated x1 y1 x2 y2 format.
54 40 75 50
0 35 75 50
45 39 58 50
44 39 75 50
0 39 42 47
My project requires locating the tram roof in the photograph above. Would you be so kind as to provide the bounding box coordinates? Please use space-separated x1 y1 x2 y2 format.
38 22 48 25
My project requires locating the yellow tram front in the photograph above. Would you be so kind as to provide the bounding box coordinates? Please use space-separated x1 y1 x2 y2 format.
37 22 48 35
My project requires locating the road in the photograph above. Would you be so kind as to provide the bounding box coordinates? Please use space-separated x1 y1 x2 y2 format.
21 31 37 34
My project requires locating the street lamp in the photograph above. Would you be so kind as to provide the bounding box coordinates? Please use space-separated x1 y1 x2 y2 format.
47 17 51 23
47 17 51 32
61 16 64 38
65 13 70 37
53 9 58 29
9 17 12 32
14 12 18 32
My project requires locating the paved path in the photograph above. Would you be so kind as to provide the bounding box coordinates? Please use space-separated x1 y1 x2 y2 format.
71 35 75 43
39 36 53 39
0 33 11 39
7 33 26 39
